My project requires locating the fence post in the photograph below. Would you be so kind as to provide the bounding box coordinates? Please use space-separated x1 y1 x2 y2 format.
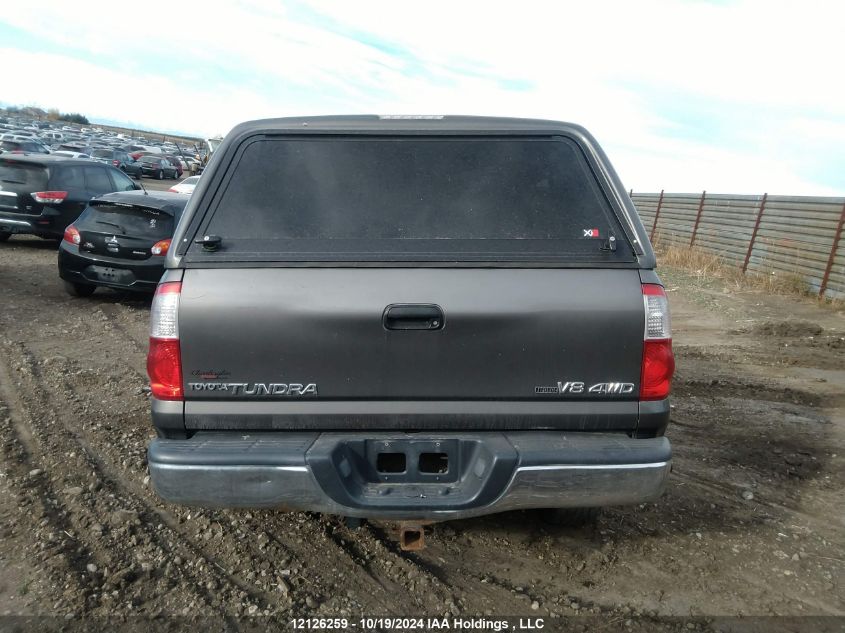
689 190 706 248
819 200 845 297
650 189 665 242
742 193 768 274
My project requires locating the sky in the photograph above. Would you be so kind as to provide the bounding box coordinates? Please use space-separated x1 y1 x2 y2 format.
2 0 844 195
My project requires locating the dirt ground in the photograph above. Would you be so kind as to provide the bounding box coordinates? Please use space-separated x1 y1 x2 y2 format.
0 236 842 631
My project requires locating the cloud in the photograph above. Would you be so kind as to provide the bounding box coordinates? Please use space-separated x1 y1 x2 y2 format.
1 0 844 194
0 48 274 136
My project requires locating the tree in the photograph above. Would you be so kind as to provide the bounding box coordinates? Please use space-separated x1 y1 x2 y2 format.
62 112 89 125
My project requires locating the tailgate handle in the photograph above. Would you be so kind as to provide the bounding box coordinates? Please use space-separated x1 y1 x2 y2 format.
383 304 444 331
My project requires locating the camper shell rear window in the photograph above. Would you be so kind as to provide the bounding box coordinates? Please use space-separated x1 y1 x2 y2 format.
186 136 635 264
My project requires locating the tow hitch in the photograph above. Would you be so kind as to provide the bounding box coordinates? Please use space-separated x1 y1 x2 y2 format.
398 522 426 551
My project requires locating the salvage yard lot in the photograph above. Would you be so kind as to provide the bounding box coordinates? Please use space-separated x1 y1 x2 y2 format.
0 237 842 625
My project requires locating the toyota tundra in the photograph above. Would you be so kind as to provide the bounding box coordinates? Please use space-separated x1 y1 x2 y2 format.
146 116 675 531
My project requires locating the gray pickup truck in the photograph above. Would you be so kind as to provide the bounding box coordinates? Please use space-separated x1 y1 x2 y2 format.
146 116 674 535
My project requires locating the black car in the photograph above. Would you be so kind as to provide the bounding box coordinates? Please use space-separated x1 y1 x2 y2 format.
138 155 178 180
0 155 142 241
58 190 187 296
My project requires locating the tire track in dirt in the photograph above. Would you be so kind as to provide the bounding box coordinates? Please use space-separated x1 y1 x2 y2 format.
362 520 585 616
1 339 271 616
0 353 103 615
236 508 454 614
86 304 150 380
96 302 150 350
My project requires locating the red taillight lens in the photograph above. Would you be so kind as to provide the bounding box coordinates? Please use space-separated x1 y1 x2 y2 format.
641 339 675 400
640 284 674 400
148 281 182 400
32 191 68 204
151 238 171 256
63 224 81 245
112 159 120 166
147 338 183 400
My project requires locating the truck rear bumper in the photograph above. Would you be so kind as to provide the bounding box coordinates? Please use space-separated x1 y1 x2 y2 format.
148 431 671 521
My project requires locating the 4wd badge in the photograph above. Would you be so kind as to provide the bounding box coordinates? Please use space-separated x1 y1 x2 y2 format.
535 381 634 395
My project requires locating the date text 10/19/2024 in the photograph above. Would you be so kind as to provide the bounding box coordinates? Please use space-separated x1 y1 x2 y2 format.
291 617 546 631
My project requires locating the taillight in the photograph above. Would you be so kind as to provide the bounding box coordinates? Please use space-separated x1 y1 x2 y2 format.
32 191 68 204
147 281 182 400
112 159 120 166
640 284 675 400
167 187 177 193
63 224 81 245
151 238 171 256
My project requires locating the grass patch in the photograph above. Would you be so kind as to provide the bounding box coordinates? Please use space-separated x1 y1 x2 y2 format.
654 242 842 308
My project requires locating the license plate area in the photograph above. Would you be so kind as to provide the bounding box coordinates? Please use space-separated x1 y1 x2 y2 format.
84 265 136 285
366 438 460 483
307 433 519 511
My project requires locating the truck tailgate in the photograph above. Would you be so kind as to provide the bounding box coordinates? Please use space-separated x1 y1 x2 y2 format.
179 267 644 431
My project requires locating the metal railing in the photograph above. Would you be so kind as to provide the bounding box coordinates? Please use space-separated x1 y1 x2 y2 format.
631 191 845 299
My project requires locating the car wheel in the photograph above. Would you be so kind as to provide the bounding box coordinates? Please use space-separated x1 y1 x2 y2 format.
63 280 96 298
0 231 11 242
539 507 600 528
157 169 164 180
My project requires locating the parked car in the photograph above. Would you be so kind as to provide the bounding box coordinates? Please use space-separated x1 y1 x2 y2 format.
58 190 188 296
55 143 88 154
168 175 199 195
123 158 144 180
51 150 93 159
40 131 66 143
145 116 675 542
0 154 141 241
163 155 184 178
138 155 179 180
89 148 136 172
0 140 50 154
